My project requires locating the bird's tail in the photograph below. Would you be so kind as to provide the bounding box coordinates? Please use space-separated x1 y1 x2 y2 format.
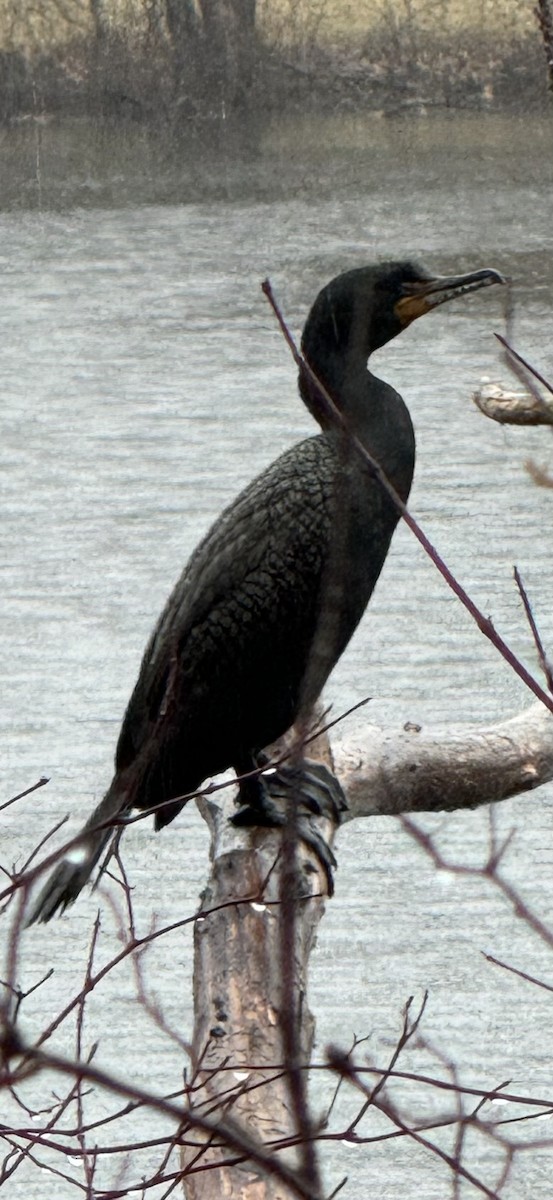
26 782 130 925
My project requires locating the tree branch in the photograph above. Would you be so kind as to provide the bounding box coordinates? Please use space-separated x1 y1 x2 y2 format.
336 702 553 819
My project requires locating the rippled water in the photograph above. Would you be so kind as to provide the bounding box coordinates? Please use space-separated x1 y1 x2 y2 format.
2 111 553 1197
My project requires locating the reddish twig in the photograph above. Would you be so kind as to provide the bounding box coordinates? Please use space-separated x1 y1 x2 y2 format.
514 567 553 693
495 332 553 400
0 776 49 814
262 278 553 718
483 951 553 995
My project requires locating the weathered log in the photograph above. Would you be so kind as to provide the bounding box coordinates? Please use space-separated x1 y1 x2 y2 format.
183 701 553 1198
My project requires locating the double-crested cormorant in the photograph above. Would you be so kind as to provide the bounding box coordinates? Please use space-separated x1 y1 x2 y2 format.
28 260 504 922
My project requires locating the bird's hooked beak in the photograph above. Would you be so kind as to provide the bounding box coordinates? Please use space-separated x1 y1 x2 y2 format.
395 267 507 328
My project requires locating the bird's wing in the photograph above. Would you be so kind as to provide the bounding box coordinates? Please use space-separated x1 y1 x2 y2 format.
115 435 336 767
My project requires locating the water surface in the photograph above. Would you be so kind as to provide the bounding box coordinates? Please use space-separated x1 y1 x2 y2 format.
2 110 553 1197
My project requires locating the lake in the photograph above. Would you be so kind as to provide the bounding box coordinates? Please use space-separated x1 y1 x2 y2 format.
2 109 553 1197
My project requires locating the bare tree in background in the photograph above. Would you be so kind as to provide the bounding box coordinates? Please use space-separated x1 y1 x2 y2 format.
165 0 258 113
535 0 553 94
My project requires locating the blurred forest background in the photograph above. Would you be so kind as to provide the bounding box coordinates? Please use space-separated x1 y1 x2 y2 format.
0 0 546 125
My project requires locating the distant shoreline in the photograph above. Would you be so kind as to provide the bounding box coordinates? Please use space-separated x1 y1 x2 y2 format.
0 25 548 127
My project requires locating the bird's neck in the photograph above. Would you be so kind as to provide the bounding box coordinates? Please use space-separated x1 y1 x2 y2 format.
299 353 415 503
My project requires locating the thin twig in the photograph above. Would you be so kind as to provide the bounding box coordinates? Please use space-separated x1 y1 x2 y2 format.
1 1028 326 1200
262 278 553 719
513 567 553 693
483 952 553 995
0 777 49 814
495 333 553 399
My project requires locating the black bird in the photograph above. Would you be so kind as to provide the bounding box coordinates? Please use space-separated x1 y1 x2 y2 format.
28 260 504 922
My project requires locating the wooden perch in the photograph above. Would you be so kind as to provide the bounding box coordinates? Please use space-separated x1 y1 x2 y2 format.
473 382 553 425
183 701 553 1199
336 702 553 818
184 724 335 1200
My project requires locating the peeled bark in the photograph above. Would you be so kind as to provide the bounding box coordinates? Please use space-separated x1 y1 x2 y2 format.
336 702 553 819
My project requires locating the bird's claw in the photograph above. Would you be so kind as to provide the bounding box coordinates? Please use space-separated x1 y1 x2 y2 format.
231 793 285 828
231 757 346 896
261 759 348 823
294 816 337 895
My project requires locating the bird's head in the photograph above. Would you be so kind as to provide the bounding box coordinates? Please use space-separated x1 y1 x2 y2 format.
301 259 505 374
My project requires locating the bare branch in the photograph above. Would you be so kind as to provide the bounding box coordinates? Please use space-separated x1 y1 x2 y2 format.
336 702 553 821
473 381 553 425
